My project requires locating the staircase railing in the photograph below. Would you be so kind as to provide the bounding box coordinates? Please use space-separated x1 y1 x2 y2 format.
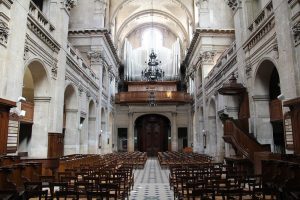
223 118 270 161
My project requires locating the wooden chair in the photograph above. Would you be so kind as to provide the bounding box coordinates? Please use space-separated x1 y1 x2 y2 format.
87 183 118 200
212 178 243 200
0 190 20 200
75 181 94 199
86 190 109 200
49 182 77 200
23 181 48 200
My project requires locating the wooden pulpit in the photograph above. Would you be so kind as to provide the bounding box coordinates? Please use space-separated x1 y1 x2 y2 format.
0 98 16 154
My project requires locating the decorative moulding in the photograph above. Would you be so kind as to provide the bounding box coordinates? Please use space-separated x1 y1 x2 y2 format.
0 0 14 9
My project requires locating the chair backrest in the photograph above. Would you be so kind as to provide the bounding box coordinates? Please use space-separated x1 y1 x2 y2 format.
49 182 68 196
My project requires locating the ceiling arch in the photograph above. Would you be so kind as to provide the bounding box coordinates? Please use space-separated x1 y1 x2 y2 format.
110 0 194 29
116 9 188 46
110 0 195 53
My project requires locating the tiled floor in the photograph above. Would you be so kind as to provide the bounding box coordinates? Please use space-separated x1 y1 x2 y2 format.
130 158 174 200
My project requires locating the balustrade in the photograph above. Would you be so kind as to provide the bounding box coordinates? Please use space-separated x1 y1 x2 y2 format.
29 1 55 32
115 91 192 104
248 1 273 33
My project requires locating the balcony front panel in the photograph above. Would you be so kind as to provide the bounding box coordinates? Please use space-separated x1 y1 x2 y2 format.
115 91 192 105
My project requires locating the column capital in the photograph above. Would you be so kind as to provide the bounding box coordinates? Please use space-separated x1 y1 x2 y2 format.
88 50 103 64
225 0 241 12
199 51 216 65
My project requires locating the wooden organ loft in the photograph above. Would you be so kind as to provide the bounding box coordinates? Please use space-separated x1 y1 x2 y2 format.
115 81 192 105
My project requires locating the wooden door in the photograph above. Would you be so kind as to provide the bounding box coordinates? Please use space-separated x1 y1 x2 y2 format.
144 123 163 156
136 114 169 156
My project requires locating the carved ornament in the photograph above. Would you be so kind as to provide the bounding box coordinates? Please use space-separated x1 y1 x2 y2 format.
0 20 9 47
65 0 77 11
225 0 240 11
292 21 300 46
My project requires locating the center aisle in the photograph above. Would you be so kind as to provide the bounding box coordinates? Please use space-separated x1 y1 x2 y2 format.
130 158 174 200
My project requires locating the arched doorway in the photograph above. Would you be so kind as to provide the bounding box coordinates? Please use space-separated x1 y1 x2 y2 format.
63 84 78 155
135 114 170 156
20 60 50 157
254 60 284 153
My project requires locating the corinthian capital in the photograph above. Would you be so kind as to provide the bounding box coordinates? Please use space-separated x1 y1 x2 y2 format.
199 51 215 64
292 21 300 45
88 50 102 64
225 0 241 12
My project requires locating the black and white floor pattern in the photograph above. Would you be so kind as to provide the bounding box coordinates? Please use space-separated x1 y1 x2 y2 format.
130 158 174 200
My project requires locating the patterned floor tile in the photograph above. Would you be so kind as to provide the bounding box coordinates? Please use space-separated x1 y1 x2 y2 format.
129 158 174 200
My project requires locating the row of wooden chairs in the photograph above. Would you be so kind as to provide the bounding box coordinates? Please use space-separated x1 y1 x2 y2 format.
0 152 147 199
59 152 147 172
261 160 300 200
21 180 123 199
169 163 278 200
158 151 212 168
48 153 139 199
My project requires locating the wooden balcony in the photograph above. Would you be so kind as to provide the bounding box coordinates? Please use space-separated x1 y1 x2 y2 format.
115 91 192 105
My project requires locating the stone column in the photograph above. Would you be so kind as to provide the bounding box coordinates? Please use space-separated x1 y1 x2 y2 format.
193 109 199 152
29 97 51 157
171 112 178 151
47 0 73 134
64 109 79 155
253 95 274 150
104 108 110 154
88 116 97 153
273 0 298 97
188 107 194 148
127 112 134 152
208 115 217 157
216 94 225 162
198 117 204 153
2 0 29 101
88 50 103 154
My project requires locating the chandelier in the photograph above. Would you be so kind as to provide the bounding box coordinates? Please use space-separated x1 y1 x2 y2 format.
141 50 165 81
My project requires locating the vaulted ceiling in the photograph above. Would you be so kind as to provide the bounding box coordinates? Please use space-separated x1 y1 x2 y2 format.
109 0 195 53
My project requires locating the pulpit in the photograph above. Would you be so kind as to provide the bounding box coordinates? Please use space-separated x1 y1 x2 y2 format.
284 97 300 154
0 98 16 154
